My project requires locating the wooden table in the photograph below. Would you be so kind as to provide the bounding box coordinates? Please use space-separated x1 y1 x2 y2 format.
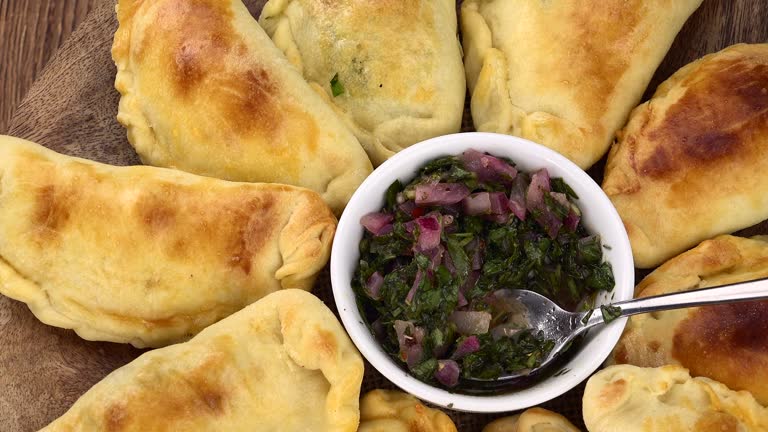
0 0 98 133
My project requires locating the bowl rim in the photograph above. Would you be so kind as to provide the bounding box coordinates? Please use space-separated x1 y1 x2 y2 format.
331 132 634 412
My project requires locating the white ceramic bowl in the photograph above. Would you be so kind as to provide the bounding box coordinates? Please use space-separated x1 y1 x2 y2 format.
331 133 634 412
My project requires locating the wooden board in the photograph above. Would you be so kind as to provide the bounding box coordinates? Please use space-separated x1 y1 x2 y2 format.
2 0 767 430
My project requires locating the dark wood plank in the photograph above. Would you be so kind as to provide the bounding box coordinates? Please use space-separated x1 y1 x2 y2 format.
1 0 767 431
0 0 97 133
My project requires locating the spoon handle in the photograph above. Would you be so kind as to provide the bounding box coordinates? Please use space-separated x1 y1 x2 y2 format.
610 276 768 320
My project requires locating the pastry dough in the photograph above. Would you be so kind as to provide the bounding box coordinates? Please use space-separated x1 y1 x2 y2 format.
608 235 768 405
0 136 335 348
112 0 372 214
603 44 768 267
40 289 364 432
483 408 580 432
358 389 457 432
461 0 702 169
583 365 768 432
259 0 465 166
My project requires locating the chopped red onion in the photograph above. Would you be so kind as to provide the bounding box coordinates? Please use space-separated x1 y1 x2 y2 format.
508 176 527 220
365 272 384 300
462 192 492 215
398 200 417 216
415 183 471 206
526 168 551 210
564 208 581 231
457 289 468 308
360 212 394 236
449 310 492 335
394 321 425 368
406 268 424 304
405 344 424 369
461 149 518 183
414 213 442 252
451 335 481 360
489 192 510 215
538 206 563 238
424 244 445 271
434 360 460 387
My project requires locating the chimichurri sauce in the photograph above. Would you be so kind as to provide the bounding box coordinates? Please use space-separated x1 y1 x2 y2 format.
353 150 614 389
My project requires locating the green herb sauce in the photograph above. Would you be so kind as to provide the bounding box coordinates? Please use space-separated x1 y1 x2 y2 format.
353 152 615 389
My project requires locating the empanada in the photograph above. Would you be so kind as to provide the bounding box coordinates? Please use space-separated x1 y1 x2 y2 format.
112 0 373 214
608 235 768 405
483 408 580 432
259 0 465 166
583 365 768 432
461 0 702 169
603 43 768 268
358 389 457 432
0 136 335 348
40 289 364 432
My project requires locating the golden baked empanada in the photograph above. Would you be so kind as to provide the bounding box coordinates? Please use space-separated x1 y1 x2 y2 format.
358 389 457 432
0 136 335 348
112 0 372 214
461 0 702 169
583 365 768 432
483 408 580 432
259 0 465 166
40 289 364 432
603 44 768 267
608 235 768 404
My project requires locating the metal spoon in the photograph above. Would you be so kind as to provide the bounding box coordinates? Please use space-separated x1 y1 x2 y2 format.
463 276 768 388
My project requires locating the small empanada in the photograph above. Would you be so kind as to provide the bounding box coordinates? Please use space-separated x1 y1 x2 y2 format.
358 389 457 432
39 289 364 432
461 0 702 169
608 235 768 405
112 0 373 214
603 44 768 267
259 0 465 166
0 136 335 348
483 408 580 432
583 365 768 432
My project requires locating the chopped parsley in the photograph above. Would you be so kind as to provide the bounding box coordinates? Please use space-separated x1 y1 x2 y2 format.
600 305 622 323
330 73 344 97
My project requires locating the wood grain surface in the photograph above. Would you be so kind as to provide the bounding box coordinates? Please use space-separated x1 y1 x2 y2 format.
0 0 99 133
1 0 767 431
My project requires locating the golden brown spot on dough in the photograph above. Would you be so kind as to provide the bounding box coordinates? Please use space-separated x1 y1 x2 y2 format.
33 185 72 238
649 340 661 353
597 378 627 407
104 403 127 432
228 195 278 275
140 202 177 234
154 0 236 94
222 67 282 138
640 57 768 177
673 301 768 400
151 0 285 140
693 411 739 432
613 344 629 364
565 1 644 122
101 351 230 428
315 329 339 358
